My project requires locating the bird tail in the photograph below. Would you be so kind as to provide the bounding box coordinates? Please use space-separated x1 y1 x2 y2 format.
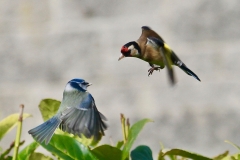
28 116 62 144
170 52 201 82
179 63 201 81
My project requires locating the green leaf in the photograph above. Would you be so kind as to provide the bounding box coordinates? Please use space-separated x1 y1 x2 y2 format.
39 99 61 121
18 141 39 160
116 141 124 149
55 128 100 147
40 134 97 160
122 119 152 160
231 156 237 160
0 113 32 140
221 154 240 160
73 134 101 147
91 144 122 160
160 149 212 160
130 145 153 160
213 150 228 160
29 152 53 160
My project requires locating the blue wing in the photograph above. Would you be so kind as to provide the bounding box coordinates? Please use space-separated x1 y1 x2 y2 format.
60 93 107 141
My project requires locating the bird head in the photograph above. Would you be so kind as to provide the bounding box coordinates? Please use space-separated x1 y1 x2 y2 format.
118 41 141 61
65 78 92 92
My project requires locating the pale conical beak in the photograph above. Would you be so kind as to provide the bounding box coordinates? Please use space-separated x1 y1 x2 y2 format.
118 54 125 61
87 83 92 87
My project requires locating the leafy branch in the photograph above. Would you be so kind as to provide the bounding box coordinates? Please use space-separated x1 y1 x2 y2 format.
0 99 240 160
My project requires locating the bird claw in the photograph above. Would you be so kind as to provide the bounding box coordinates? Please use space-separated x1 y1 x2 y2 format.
148 67 161 76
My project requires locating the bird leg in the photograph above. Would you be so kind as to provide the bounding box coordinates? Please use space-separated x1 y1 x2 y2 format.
148 64 161 76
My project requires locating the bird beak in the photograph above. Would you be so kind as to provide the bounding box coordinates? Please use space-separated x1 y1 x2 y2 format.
118 54 125 61
87 83 92 87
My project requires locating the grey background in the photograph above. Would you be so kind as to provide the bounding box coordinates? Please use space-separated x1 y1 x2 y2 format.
0 0 240 158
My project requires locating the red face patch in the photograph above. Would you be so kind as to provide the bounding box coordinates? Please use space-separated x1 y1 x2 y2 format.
121 46 128 53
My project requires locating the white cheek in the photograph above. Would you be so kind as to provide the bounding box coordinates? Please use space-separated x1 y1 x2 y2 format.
128 45 139 57
131 49 139 56
130 49 135 54
128 45 134 50
64 83 75 92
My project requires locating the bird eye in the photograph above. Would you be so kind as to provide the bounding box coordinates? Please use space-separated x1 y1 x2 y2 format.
82 82 88 85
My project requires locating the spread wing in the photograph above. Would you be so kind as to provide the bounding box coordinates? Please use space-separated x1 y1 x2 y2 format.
136 26 165 57
137 26 165 43
60 93 107 141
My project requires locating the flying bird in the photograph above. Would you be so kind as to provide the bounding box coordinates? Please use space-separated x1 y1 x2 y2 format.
119 26 201 84
28 78 107 144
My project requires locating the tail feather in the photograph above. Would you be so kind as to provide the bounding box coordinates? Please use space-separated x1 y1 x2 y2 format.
34 124 52 142
170 51 200 82
28 116 62 144
179 63 201 81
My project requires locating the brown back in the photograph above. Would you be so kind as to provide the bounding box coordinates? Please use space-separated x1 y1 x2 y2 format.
136 26 165 54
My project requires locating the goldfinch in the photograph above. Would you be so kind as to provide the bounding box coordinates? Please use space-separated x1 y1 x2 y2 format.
119 26 200 84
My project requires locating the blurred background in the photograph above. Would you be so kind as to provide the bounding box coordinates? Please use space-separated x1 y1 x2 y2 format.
1 0 240 158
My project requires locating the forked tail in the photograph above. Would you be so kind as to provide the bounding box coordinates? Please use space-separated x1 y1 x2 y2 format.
179 63 201 81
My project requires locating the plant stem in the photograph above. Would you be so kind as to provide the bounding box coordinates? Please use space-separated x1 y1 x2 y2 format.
120 113 127 144
12 104 24 160
1 141 25 159
125 118 130 138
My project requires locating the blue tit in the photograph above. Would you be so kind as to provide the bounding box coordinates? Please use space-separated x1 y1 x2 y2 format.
28 78 107 145
119 26 201 85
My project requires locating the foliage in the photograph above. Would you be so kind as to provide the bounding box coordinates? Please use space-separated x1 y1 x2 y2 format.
0 99 240 159
0 113 31 141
